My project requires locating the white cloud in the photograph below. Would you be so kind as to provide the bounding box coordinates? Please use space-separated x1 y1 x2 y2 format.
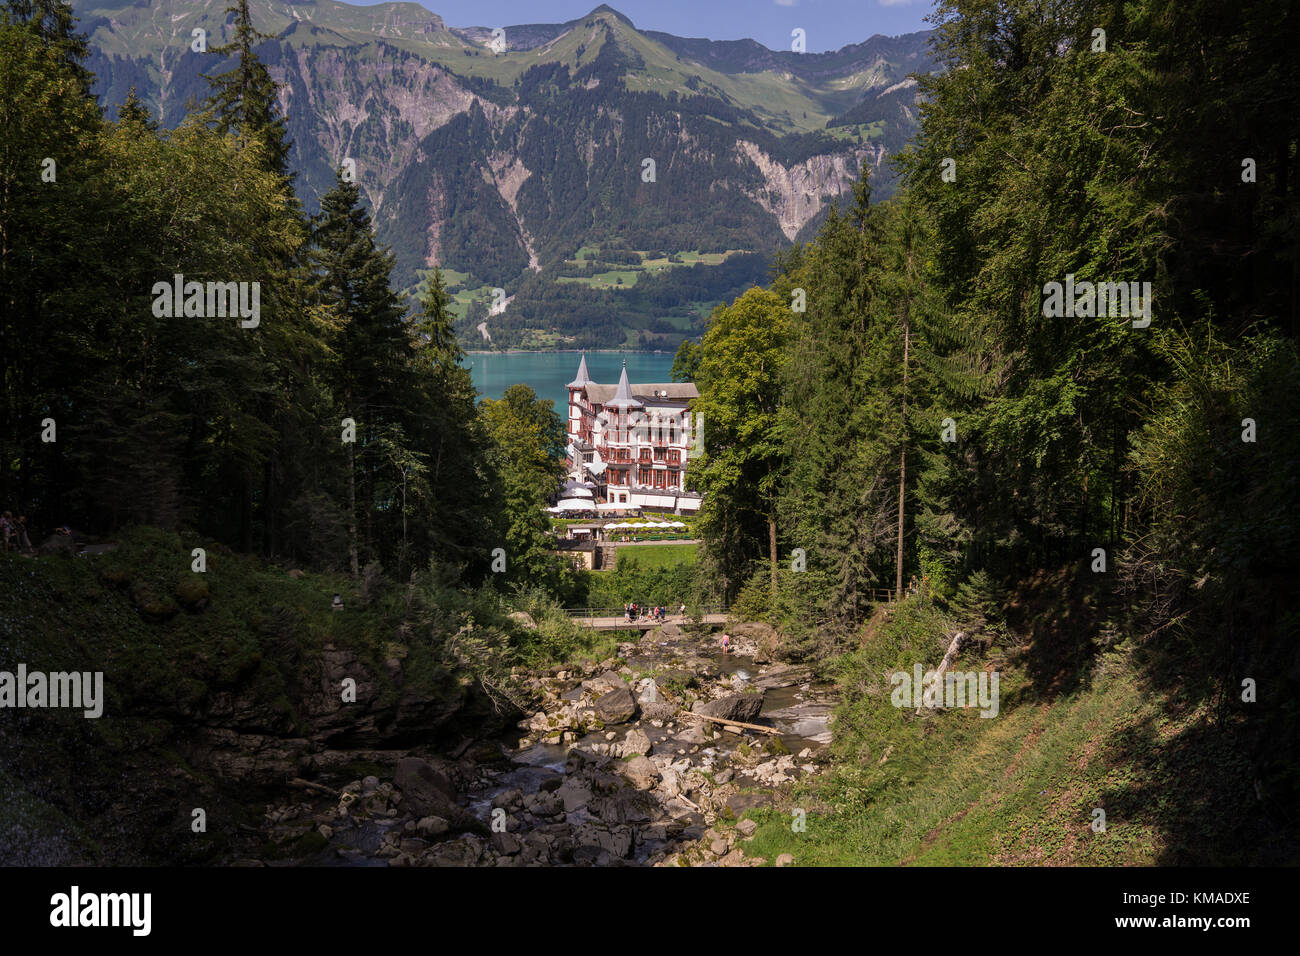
878 0 923 7
774 0 798 7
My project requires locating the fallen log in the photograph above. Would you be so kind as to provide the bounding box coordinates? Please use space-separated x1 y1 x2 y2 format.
916 630 965 716
289 777 339 796
681 712 781 735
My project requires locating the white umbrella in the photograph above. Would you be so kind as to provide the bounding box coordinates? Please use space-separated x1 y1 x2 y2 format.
653 521 672 528
670 521 686 527
606 522 627 530
567 487 594 498
555 498 592 511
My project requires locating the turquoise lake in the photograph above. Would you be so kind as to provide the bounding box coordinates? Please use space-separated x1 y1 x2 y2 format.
465 351 678 409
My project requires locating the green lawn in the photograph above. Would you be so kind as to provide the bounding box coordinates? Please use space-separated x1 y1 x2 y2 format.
615 543 698 569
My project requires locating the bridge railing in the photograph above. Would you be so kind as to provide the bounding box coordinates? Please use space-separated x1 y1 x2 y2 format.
564 605 730 621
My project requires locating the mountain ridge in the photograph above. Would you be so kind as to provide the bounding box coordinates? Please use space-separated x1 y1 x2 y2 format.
73 0 933 348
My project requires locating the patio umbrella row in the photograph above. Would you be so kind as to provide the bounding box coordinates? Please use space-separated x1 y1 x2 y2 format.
606 521 687 529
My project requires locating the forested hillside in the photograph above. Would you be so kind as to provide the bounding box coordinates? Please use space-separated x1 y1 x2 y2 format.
685 0 1299 861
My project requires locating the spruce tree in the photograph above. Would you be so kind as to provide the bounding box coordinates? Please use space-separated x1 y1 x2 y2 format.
202 0 293 180
2 0 93 94
309 171 411 574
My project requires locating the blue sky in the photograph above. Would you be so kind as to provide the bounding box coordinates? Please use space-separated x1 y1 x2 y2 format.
357 0 937 51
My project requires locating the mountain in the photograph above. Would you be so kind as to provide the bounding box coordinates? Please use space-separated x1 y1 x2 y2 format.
71 1 933 349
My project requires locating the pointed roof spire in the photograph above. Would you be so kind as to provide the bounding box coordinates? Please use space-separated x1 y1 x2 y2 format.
567 352 592 388
607 360 642 408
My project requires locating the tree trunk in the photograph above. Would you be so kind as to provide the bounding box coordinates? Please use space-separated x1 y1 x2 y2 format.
240 469 253 552
769 510 778 594
896 312 910 597
916 631 965 716
348 440 359 580
262 458 274 557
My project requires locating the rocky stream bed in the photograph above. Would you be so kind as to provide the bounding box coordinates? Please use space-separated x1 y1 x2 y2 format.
245 622 834 867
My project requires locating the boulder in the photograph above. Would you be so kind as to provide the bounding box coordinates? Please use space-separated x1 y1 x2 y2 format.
730 621 782 659
640 701 677 723
393 757 458 818
490 831 522 855
583 671 629 696
423 837 483 866
590 789 655 824
619 728 652 757
525 791 564 817
620 755 660 790
726 791 773 815
595 687 637 723
416 816 450 838
556 777 593 813
693 690 765 724
572 823 634 859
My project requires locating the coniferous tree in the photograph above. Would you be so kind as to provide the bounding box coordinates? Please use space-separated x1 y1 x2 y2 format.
309 171 412 575
202 0 293 180
1 0 93 94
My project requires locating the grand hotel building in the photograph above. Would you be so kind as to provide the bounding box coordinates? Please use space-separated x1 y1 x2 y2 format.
564 355 702 513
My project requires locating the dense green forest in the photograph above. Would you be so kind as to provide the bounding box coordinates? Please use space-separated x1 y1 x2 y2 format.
0 0 573 592
685 0 1300 837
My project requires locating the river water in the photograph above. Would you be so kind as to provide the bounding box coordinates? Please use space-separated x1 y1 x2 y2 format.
465 350 678 409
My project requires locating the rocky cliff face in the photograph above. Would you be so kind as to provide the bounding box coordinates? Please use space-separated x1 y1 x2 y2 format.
736 140 884 240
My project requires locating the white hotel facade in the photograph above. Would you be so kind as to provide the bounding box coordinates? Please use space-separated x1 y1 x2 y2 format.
564 355 702 513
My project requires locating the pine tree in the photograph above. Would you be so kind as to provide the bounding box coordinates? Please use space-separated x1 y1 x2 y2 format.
116 87 156 130
2 0 93 94
202 0 293 180
309 171 412 575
